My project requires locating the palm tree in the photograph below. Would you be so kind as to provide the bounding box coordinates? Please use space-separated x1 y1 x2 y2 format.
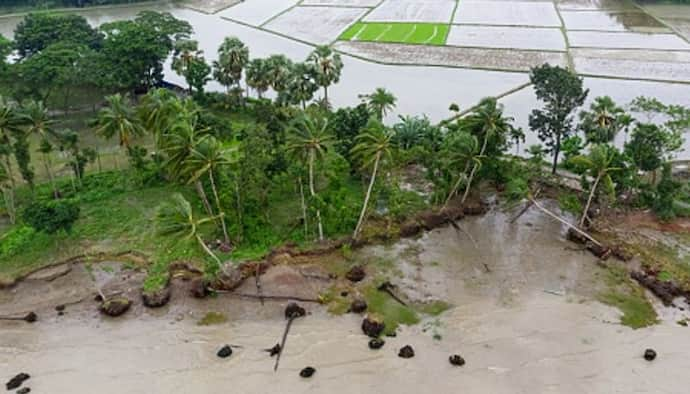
286 113 334 241
245 58 271 99
307 45 343 105
286 62 318 109
266 54 292 97
359 88 396 121
22 100 59 198
393 115 430 150
95 94 145 164
579 96 632 144
458 98 514 204
156 193 222 266
184 134 238 245
442 131 480 208
214 37 249 93
172 39 202 93
351 118 393 240
0 96 24 218
138 88 177 153
570 144 620 227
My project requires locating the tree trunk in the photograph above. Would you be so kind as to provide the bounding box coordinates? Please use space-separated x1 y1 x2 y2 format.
551 133 561 175
323 86 329 106
530 198 602 246
579 172 602 228
234 179 243 242
209 170 230 245
42 153 58 199
196 234 221 266
309 149 324 241
353 152 380 240
2 187 15 224
461 132 490 205
195 180 215 217
443 160 471 209
299 176 308 239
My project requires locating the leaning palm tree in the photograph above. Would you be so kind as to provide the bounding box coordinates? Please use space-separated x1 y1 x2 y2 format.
307 45 343 105
95 94 145 165
183 135 238 245
442 131 481 208
569 144 620 228
458 98 514 204
156 193 222 266
22 100 59 198
351 118 393 240
286 113 334 241
359 88 396 121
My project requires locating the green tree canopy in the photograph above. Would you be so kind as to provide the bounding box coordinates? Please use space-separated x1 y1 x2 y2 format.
13 13 101 58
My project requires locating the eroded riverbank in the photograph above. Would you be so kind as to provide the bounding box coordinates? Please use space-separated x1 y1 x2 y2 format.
2 201 689 393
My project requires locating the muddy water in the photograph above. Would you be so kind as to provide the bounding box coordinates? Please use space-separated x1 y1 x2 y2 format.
3 203 690 393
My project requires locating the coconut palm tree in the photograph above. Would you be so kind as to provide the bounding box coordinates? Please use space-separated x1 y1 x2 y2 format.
442 131 480 208
156 193 222 266
569 144 620 227
351 118 393 240
307 45 343 105
458 98 514 204
138 88 177 152
245 58 271 99
0 96 24 218
184 134 238 245
95 94 145 164
579 96 632 145
22 100 59 198
286 113 334 241
214 37 249 93
359 88 396 121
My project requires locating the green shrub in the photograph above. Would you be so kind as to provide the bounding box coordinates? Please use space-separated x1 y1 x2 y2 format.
558 193 582 216
22 199 80 234
505 177 528 202
0 226 36 257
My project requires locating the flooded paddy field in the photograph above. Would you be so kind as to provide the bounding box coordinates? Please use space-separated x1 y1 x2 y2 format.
560 10 670 32
452 0 562 27
572 48 690 83
446 25 566 51
263 6 368 44
568 30 690 50
3 204 690 394
217 0 299 26
363 0 456 23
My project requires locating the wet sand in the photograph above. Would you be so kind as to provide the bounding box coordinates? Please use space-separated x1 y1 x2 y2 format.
2 203 689 393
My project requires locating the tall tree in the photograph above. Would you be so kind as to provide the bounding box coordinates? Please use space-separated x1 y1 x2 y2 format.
22 100 59 198
528 64 588 174
284 62 318 109
570 144 620 227
441 131 480 208
138 88 177 152
13 13 101 58
286 113 334 241
214 36 249 94
245 58 271 99
94 94 145 161
624 123 675 179
266 54 293 99
184 134 237 245
579 96 632 144
359 87 396 121
0 97 24 221
350 118 392 240
307 45 343 105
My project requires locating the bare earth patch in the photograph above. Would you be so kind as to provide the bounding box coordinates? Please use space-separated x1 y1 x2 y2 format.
334 41 567 71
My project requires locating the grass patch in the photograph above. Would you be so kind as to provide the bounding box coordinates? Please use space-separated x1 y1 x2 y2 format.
197 311 228 326
417 300 451 316
363 284 420 335
340 22 449 45
597 264 658 329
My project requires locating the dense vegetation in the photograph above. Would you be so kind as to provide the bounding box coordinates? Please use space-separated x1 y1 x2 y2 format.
0 11 688 289
0 0 154 13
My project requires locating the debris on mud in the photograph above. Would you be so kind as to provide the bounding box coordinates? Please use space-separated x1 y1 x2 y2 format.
17 387 31 394
142 286 171 308
275 303 306 372
449 354 465 366
217 345 233 358
368 338 385 350
99 297 131 317
346 266 366 282
189 277 209 298
362 316 385 338
398 345 415 358
5 373 30 390
630 271 688 306
644 348 657 361
350 299 368 313
265 343 281 357
377 281 407 306
299 367 316 378
55 305 65 312
0 312 39 323
210 266 244 291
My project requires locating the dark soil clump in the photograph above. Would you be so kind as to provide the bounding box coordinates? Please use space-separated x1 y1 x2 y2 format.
631 271 688 306
644 348 657 361
55 305 65 312
17 387 31 394
346 266 366 282
299 367 316 378
99 297 131 317
368 338 385 350
285 302 306 319
142 286 171 308
5 373 30 390
449 354 465 366
189 277 209 298
398 345 415 358
23 312 37 323
350 299 368 314
217 345 233 358
362 316 385 338
399 221 422 238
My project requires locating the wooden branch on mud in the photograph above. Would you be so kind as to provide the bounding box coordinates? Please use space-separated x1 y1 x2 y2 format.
449 219 478 250
510 189 541 223
529 198 602 247
214 290 321 303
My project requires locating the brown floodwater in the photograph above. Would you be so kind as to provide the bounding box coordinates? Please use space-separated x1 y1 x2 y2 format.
2 202 689 393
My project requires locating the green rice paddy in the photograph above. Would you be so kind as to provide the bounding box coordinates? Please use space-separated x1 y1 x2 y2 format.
339 22 449 45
